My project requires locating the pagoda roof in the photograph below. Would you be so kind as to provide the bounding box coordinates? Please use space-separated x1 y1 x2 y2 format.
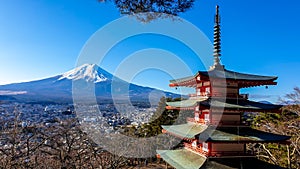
166 98 207 109
156 149 207 169
162 123 208 138
201 158 287 169
204 68 277 81
201 126 291 143
162 124 291 142
166 98 282 112
169 68 278 87
157 150 286 169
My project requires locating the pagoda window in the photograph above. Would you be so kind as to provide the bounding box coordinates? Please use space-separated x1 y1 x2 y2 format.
205 87 210 96
202 142 209 152
192 140 197 148
195 113 199 121
197 76 201 81
204 113 210 123
196 88 201 96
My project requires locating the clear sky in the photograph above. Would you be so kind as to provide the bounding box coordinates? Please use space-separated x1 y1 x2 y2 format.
0 0 300 103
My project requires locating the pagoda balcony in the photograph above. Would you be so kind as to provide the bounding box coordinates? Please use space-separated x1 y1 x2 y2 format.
188 93 209 99
187 117 249 126
187 117 206 125
188 93 249 99
184 143 208 156
184 143 255 158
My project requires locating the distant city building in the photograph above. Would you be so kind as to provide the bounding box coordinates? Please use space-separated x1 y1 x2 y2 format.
157 5 291 169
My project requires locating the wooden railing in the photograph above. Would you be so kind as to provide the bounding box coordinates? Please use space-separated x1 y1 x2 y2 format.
188 93 249 99
184 143 254 157
184 143 208 156
186 117 206 124
187 117 249 127
188 94 209 99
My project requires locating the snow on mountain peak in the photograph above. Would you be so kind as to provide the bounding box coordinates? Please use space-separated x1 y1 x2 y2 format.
58 64 110 83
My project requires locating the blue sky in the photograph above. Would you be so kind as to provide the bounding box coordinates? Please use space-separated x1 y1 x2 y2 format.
0 0 300 103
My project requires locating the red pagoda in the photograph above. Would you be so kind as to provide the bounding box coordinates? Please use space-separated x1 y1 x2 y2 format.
157 5 291 169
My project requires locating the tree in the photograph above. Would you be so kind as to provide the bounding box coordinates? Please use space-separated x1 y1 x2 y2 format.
249 87 300 169
0 109 45 168
98 0 195 21
280 87 300 116
0 106 142 168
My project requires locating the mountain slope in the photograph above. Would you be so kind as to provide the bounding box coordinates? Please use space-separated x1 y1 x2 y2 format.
0 64 180 103
58 64 112 83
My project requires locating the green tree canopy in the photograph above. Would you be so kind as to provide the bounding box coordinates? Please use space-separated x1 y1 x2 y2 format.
99 0 195 21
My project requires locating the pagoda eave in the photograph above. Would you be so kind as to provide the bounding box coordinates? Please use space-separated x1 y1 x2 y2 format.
169 81 197 88
162 129 195 141
156 149 207 169
207 107 282 113
238 80 277 88
166 105 194 110
162 123 208 139
166 106 282 113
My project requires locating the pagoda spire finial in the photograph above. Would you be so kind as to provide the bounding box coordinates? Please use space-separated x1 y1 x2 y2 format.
215 5 220 24
211 5 223 69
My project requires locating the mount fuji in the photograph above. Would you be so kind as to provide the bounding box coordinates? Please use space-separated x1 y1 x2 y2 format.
0 64 180 103
58 64 112 83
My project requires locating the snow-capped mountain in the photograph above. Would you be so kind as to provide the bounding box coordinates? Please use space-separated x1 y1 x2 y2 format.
58 64 111 83
0 64 180 103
